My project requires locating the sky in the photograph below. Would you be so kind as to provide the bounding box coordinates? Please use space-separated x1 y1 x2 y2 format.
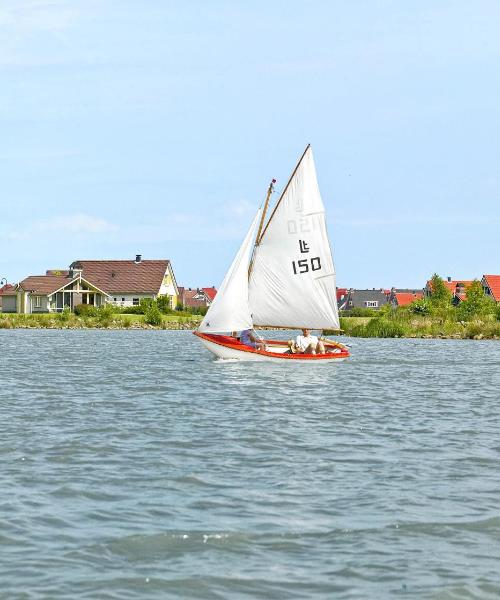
1 0 499 289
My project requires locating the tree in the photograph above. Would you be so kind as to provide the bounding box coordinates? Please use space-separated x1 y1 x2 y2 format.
428 274 452 307
457 280 495 320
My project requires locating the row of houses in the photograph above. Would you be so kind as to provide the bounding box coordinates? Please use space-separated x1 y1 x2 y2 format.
2 262 498 315
338 276 500 311
0 256 218 314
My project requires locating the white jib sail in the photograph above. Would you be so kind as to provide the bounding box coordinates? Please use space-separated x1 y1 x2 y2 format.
249 146 340 330
198 208 262 333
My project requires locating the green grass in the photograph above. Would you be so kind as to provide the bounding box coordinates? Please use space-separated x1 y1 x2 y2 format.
0 311 202 329
338 309 500 339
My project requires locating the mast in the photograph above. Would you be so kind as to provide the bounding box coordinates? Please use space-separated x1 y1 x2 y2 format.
258 144 310 242
256 179 276 244
248 178 275 278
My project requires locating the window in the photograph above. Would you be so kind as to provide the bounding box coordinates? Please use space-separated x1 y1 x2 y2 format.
114 297 117 302
35 296 41 308
122 297 125 302
365 301 379 308
133 298 139 306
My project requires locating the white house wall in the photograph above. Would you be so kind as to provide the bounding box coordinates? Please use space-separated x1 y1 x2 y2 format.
108 293 155 307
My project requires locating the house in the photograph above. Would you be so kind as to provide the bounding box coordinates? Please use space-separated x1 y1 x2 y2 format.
70 255 179 308
425 277 473 303
342 289 389 311
8 269 110 313
388 288 424 307
5 255 179 313
0 283 15 312
178 286 217 309
482 275 500 303
336 287 348 310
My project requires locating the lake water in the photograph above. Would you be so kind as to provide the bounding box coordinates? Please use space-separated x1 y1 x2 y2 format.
1 330 500 599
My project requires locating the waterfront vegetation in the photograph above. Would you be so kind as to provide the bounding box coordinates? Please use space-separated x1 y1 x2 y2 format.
336 276 500 339
0 302 202 330
1 275 499 338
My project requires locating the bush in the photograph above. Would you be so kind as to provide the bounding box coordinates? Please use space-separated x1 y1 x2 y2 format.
58 307 72 322
74 303 98 317
118 305 144 314
156 295 173 313
354 317 406 338
409 298 431 315
144 304 162 325
97 304 115 324
340 307 380 317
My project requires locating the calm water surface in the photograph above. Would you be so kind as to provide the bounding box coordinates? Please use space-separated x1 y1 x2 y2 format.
1 330 500 599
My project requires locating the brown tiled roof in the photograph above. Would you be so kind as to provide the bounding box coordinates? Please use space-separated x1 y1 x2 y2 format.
0 284 15 295
181 289 210 308
19 274 74 294
72 260 169 294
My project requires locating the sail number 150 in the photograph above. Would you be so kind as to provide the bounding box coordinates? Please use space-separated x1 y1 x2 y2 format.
292 257 321 275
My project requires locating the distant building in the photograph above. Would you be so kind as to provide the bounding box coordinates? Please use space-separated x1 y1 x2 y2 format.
388 288 424 307
178 286 217 309
336 287 348 310
425 277 473 303
0 283 15 312
342 289 389 311
482 275 500 303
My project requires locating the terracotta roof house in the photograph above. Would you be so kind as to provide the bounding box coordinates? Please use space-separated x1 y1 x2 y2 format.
336 287 348 310
388 289 424 307
70 255 178 309
178 286 217 309
482 275 500 303
342 289 389 311
5 255 178 314
202 287 217 302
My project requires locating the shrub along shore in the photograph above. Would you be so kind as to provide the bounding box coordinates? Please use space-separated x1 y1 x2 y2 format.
0 301 203 330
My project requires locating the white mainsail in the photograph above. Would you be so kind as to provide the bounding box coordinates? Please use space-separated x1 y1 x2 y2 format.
198 209 262 333
248 146 340 330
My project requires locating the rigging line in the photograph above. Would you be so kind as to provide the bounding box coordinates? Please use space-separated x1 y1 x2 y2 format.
258 143 311 243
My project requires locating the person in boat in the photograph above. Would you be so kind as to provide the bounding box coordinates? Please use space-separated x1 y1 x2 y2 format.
288 329 325 355
240 328 266 351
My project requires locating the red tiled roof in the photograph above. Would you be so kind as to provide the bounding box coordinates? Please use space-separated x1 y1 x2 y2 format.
336 287 347 301
72 260 169 294
394 292 424 306
202 287 217 301
483 275 500 301
426 279 473 293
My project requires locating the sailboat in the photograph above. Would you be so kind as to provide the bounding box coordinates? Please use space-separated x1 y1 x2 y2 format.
194 145 350 362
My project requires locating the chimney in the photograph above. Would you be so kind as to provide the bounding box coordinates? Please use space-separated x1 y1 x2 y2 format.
447 276 451 282
135 254 142 263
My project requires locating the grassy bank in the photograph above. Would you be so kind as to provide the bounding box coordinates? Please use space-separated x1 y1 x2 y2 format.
336 312 500 339
0 312 202 330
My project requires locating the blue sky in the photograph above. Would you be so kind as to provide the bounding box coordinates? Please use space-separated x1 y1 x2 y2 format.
1 0 499 289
